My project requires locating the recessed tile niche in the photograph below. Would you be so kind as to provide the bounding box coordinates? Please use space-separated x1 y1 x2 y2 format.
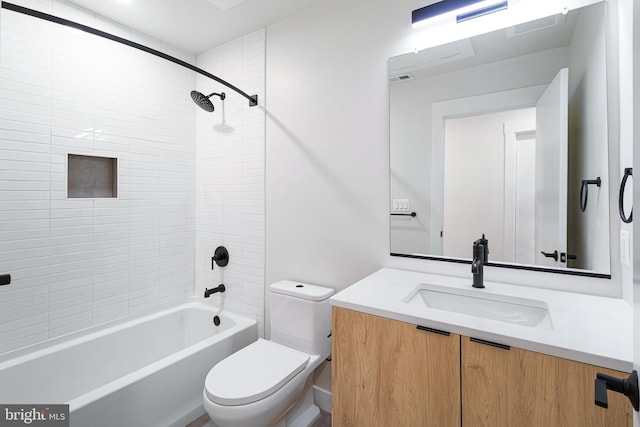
67 154 118 198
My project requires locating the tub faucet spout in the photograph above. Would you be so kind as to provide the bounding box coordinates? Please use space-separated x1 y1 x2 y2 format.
204 284 226 298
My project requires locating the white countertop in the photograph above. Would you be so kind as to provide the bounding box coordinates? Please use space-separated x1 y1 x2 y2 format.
329 268 633 372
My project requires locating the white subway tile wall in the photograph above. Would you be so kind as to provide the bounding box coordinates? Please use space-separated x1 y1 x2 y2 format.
0 0 202 354
195 29 266 337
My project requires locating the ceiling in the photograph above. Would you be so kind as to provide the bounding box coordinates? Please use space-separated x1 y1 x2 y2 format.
65 0 326 55
390 10 578 81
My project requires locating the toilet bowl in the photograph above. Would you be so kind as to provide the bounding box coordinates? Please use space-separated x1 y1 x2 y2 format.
203 281 334 427
203 339 323 427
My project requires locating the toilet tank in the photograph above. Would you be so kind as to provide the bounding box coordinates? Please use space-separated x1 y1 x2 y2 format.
270 281 335 358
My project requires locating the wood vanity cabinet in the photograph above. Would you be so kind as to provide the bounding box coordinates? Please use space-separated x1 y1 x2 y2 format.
462 336 632 427
332 307 632 427
331 307 461 427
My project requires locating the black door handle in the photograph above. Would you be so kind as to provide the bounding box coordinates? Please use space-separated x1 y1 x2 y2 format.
559 252 577 263
0 274 10 286
540 250 558 261
594 370 639 411
619 167 632 223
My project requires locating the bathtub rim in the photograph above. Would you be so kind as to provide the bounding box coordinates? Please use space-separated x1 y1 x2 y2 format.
0 298 243 365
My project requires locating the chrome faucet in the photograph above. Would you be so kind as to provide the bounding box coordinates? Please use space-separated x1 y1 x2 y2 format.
471 234 489 288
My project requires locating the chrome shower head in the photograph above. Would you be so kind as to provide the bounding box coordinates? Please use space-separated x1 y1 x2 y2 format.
190 90 226 112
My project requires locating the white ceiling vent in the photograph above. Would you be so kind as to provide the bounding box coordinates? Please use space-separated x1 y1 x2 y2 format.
207 0 247 11
389 38 475 80
390 73 414 83
507 14 566 38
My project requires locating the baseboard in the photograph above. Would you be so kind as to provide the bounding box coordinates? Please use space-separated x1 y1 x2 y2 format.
312 360 332 413
312 384 332 414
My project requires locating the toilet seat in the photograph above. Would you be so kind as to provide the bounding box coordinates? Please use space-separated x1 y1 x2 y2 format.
205 339 310 406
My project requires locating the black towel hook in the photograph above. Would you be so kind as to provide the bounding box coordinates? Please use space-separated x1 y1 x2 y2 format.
619 167 632 223
580 177 601 213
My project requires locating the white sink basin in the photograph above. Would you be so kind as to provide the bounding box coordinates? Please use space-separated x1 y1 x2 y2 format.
404 283 553 329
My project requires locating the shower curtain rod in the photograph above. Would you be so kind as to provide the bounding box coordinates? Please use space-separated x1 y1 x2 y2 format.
1 2 259 107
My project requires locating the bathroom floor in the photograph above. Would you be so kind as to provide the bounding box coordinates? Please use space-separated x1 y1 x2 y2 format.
185 410 332 427
314 411 332 427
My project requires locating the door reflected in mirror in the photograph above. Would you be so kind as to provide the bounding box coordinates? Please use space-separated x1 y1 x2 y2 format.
389 2 611 275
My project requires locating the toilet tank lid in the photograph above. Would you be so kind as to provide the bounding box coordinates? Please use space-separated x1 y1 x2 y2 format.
270 280 334 301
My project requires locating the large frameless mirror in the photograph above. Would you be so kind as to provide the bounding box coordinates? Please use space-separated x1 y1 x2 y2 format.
389 1 611 276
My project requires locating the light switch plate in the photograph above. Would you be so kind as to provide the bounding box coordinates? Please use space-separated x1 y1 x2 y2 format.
393 198 410 212
620 230 630 267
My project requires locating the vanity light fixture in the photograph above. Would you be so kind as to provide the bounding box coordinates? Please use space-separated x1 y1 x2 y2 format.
412 0 508 28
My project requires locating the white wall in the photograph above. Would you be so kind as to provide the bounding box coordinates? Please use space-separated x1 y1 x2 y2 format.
617 0 634 305
266 0 627 298
444 113 505 258
0 0 196 354
631 0 639 424
266 0 409 292
389 80 431 255
195 30 266 336
443 109 535 260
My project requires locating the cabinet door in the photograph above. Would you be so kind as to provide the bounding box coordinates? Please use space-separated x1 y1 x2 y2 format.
332 307 461 427
462 336 632 427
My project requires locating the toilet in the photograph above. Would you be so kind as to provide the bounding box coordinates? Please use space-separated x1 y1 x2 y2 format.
203 280 334 427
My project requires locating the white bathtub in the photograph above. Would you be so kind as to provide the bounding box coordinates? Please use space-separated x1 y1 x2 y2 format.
0 300 258 427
